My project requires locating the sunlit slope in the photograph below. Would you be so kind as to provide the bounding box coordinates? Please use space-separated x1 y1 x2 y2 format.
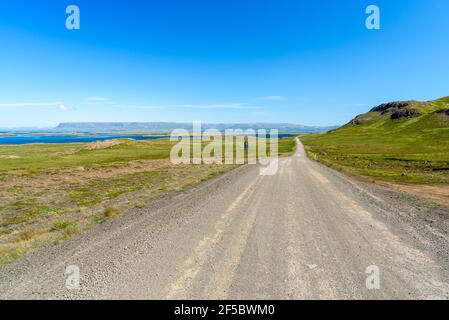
301 97 449 183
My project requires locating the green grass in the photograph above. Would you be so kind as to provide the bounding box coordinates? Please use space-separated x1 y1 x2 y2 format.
301 97 449 184
0 137 296 175
0 244 31 266
52 225 79 244
69 171 162 206
51 220 75 231
0 135 297 266
0 139 174 174
277 137 297 156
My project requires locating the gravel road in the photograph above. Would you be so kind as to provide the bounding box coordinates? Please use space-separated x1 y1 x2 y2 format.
1 139 448 299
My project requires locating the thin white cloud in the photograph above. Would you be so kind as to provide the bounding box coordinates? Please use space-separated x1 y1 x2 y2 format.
177 103 261 110
0 102 73 112
84 97 109 102
258 96 285 101
0 102 64 108
116 105 161 110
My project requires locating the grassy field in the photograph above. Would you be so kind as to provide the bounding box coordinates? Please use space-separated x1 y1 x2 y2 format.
0 136 296 265
301 97 449 184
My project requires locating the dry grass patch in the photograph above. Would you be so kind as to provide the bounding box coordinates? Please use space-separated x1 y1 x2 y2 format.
13 228 46 243
104 207 121 219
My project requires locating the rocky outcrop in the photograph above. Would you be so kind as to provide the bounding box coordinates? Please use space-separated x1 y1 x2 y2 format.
350 117 366 125
370 101 413 114
435 108 449 116
349 113 376 125
390 109 421 120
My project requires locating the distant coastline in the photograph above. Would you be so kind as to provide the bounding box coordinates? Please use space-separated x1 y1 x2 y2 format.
0 133 170 145
1 122 338 134
0 132 299 145
0 122 336 145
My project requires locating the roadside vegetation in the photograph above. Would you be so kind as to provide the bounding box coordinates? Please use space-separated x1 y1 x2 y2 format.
0 136 296 265
301 97 449 204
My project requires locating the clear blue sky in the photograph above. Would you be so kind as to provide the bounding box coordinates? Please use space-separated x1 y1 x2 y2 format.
0 0 448 128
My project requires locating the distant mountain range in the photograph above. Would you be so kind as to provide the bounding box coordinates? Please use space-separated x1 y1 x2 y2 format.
52 122 337 134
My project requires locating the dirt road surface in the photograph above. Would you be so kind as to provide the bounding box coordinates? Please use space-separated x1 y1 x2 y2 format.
1 140 448 299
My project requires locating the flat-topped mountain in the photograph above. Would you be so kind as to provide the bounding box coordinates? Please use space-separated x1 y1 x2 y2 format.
55 122 337 133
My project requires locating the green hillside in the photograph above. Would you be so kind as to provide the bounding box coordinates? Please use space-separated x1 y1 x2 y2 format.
301 97 449 184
